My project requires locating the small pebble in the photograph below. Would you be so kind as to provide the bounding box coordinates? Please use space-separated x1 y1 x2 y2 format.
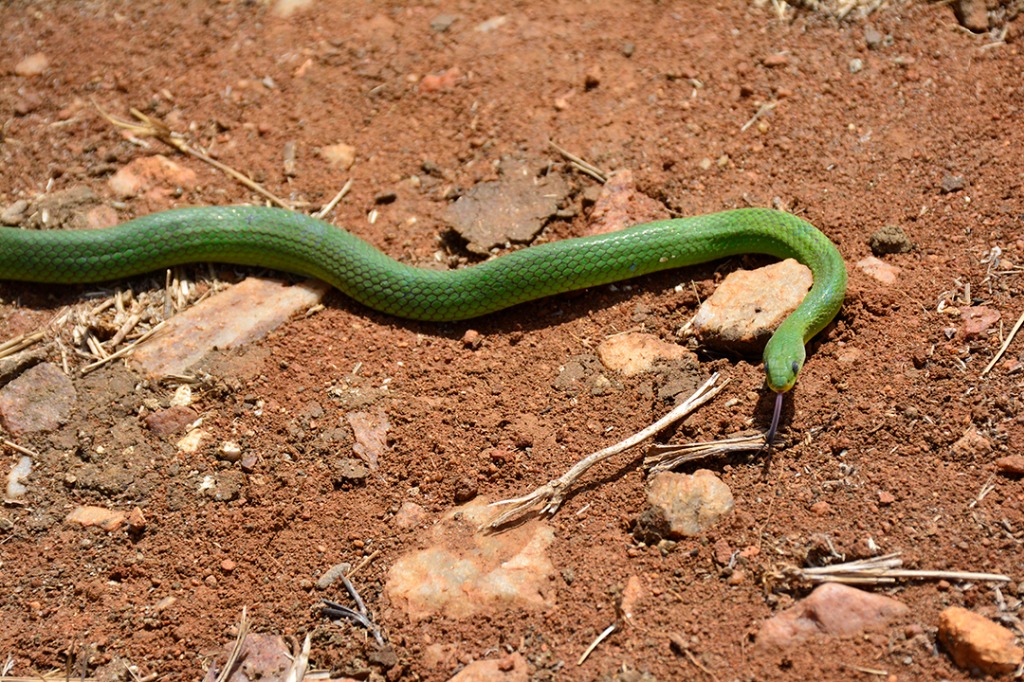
461 329 482 349
218 441 243 463
14 53 49 77
940 175 965 193
939 606 1023 675
762 52 789 67
995 455 1024 475
220 559 237 573
849 58 864 74
864 26 885 49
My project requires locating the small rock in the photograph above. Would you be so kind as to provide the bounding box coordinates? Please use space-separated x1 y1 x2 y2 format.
239 454 258 473
856 256 901 285
960 306 1000 339
952 0 989 32
430 13 458 32
597 332 694 377
170 384 193 407
869 225 912 255
316 562 351 590
347 409 390 469
177 428 208 455
319 143 356 170
620 575 645 622
848 58 864 74
938 606 1023 675
271 0 314 17
220 559 237 573
810 501 832 516
586 170 669 236
66 505 127 532
218 441 243 463
762 53 789 67
877 491 896 506
127 507 147 532
0 362 76 436
461 329 482 349
995 455 1024 476
952 427 992 457
14 53 49 77
0 199 29 226
448 653 528 682
108 155 198 199
14 91 43 116
144 406 199 438
419 66 462 92
691 260 812 355
644 470 734 538
6 456 32 500
332 457 369 484
386 499 555 620
393 501 428 529
940 174 965 194
474 15 508 32
454 476 478 503
758 583 908 648
131 277 328 378
864 26 885 49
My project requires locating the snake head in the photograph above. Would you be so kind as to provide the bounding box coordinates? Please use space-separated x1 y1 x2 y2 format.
762 335 806 393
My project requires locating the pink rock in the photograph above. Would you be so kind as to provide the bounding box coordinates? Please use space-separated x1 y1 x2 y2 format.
66 506 127 532
856 256 900 285
960 306 1000 339
597 332 694 376
448 653 528 682
130 277 328 377
758 583 908 648
692 260 812 354
14 53 49 77
585 170 669 236
108 155 198 199
938 606 1023 675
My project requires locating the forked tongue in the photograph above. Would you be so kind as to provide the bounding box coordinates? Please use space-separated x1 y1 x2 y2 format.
765 391 784 447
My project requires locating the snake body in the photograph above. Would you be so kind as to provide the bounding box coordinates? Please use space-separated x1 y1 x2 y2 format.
0 206 845 392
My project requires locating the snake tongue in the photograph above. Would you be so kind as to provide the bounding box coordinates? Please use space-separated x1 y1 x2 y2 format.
765 392 784 448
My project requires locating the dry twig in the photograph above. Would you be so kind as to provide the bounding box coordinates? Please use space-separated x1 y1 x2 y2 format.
789 552 1011 586
214 607 250 682
548 140 609 183
645 432 767 474
981 308 1024 376
485 373 727 529
94 102 294 209
577 623 616 666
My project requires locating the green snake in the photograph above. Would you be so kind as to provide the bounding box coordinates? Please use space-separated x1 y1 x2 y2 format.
0 205 846 435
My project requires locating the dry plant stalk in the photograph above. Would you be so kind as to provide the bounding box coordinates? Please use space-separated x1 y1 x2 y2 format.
485 373 729 529
789 552 1011 586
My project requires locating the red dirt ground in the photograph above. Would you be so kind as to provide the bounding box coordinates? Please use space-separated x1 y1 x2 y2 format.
1 1 1023 680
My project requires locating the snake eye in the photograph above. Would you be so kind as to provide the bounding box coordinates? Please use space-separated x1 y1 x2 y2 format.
791 360 800 375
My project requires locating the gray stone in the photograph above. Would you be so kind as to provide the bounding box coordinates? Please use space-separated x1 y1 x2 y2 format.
0 362 76 435
644 470 734 537
445 159 570 254
869 225 912 255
